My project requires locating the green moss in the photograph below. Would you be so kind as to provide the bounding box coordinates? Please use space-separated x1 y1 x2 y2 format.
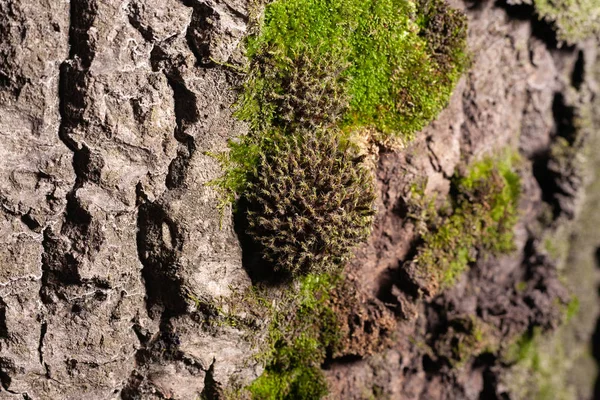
533 0 600 43
510 0 600 43
239 0 467 138
503 328 577 400
412 153 521 290
246 273 341 399
434 317 497 368
515 281 528 292
213 0 468 213
563 295 580 322
249 363 328 400
544 237 560 260
214 0 469 395
505 328 540 364
416 0 470 77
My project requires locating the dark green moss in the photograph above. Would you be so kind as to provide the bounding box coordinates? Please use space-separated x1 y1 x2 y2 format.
260 52 350 131
434 317 492 367
411 153 521 291
416 0 468 79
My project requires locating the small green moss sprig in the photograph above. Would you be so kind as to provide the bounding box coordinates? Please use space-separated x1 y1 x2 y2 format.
245 129 375 276
434 317 494 368
247 274 341 399
411 153 521 293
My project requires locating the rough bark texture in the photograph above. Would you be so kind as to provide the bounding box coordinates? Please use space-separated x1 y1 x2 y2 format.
1 0 259 398
0 0 598 399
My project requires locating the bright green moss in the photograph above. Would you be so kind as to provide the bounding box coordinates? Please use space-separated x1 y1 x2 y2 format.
239 0 467 138
249 363 328 400
413 153 521 290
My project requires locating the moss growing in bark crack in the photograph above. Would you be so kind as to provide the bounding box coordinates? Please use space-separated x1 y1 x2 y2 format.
410 153 521 293
502 327 579 400
223 271 395 399
509 0 600 43
245 129 375 276
246 273 341 399
434 317 497 368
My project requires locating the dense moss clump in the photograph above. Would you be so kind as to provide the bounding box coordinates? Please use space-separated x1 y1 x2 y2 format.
245 130 375 275
411 154 521 292
265 52 350 131
238 0 468 139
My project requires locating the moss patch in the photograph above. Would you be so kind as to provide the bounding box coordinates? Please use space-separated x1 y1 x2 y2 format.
509 0 600 43
246 274 341 399
213 0 468 204
215 0 470 397
434 317 497 368
501 70 600 399
239 0 467 137
245 129 375 276
502 327 586 400
410 153 521 292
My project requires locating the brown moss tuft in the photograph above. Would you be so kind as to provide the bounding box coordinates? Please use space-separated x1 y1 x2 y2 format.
245 129 376 276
